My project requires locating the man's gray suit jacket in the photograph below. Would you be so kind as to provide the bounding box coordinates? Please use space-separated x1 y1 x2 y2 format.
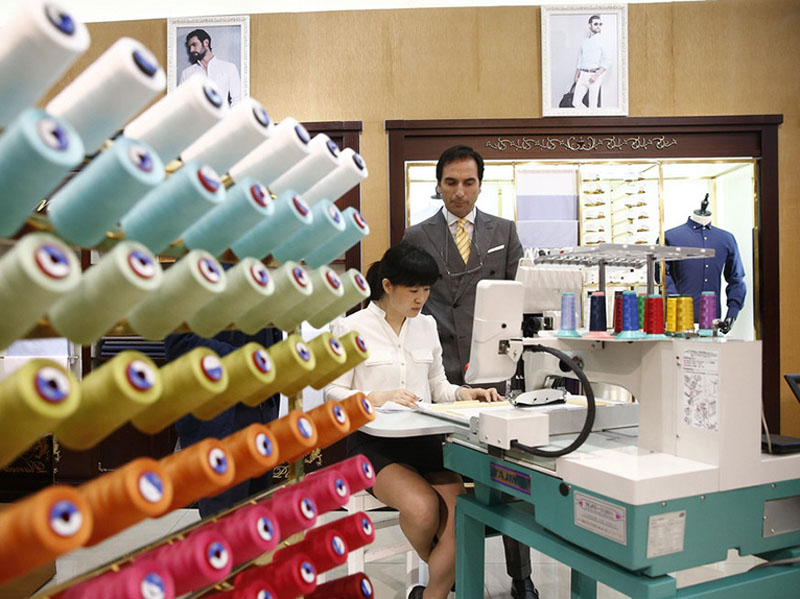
402 208 524 385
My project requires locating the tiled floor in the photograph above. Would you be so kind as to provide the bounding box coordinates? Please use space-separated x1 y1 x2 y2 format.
38 508 762 598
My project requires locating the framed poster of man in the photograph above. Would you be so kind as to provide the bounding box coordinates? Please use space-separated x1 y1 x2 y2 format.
167 15 250 108
542 5 628 117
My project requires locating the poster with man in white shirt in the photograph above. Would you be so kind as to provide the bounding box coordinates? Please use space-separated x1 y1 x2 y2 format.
179 27 242 107
541 6 628 116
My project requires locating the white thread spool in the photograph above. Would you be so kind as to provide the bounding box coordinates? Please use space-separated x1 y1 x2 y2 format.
123 76 226 161
269 133 341 196
126 250 227 340
307 269 371 329
236 262 312 334
272 266 344 331
228 117 312 186
186 258 275 338
302 149 368 206
46 38 166 153
48 241 163 345
0 233 81 350
180 98 273 174
0 0 90 126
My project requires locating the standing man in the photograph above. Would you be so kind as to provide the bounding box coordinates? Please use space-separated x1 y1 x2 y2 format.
572 14 611 109
180 28 242 107
403 145 539 599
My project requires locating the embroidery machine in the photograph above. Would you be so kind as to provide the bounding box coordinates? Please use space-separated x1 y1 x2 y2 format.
363 245 800 598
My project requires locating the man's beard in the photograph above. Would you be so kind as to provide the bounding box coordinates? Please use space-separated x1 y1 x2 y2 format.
189 49 207 64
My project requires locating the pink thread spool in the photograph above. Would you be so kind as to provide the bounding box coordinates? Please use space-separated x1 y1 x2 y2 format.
309 511 375 553
199 503 280 565
322 454 375 495
281 467 350 514
261 489 318 539
62 560 175 599
274 527 348 574
235 553 317 599
307 573 374 599
229 578 278 599
151 530 232 595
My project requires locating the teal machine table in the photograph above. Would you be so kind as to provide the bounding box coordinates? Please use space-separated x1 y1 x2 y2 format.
362 247 800 598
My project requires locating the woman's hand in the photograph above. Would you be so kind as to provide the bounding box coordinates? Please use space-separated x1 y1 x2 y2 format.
458 386 504 403
367 389 420 408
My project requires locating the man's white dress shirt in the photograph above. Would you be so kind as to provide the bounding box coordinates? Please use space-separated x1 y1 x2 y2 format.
180 56 242 107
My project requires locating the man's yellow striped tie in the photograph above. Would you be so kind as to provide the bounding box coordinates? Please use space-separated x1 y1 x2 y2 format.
456 218 471 264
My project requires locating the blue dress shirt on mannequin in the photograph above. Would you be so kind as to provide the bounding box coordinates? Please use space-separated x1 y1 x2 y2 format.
661 217 746 322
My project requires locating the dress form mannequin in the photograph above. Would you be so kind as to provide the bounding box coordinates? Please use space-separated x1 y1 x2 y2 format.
661 194 745 335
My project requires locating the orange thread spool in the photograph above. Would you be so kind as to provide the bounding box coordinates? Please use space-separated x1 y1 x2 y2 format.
0 485 93 584
219 423 280 489
159 438 236 511
306 400 350 450
340 392 376 431
79 457 173 545
265 410 318 463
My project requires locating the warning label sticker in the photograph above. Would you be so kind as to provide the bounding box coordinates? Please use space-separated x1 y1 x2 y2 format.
574 491 627 545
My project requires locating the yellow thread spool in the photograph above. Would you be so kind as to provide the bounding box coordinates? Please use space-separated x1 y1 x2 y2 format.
131 347 228 434
262 333 316 399
665 295 679 333
677 295 695 333
0 359 80 469
56 351 162 450
314 331 369 388
193 342 276 420
304 333 348 390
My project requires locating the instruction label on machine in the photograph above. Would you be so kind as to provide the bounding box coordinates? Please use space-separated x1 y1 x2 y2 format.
647 510 686 558
574 492 627 545
681 348 720 432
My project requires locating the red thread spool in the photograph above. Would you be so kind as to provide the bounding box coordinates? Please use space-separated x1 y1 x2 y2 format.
78 457 173 545
645 295 665 334
339 392 375 430
150 530 232 595
219 423 279 489
261 489 318 539
326 454 375 494
0 485 93 584
265 410 318 463
61 560 175 599
279 467 350 514
200 503 280 565
306 400 351 449
308 511 375 552
229 578 278 599
274 527 348 574
159 438 235 511
613 291 624 333
307 572 374 599
235 553 317 599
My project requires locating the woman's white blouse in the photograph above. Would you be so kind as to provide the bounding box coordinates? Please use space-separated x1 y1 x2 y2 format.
323 302 461 404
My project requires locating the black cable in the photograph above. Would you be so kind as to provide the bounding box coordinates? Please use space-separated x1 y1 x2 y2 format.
509 344 596 458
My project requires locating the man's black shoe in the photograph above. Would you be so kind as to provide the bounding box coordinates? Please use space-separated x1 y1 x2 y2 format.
408 585 425 599
511 576 540 599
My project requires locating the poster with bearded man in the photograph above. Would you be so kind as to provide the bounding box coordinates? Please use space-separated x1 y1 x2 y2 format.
167 15 250 108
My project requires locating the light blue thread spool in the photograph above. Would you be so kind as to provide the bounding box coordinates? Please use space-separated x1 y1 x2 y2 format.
0 109 84 238
230 191 313 260
304 207 369 268
119 161 225 254
49 137 164 247
616 290 647 340
181 178 273 257
555 292 582 338
271 199 346 264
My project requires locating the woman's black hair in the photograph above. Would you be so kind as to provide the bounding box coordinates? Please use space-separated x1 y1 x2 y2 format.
365 243 440 304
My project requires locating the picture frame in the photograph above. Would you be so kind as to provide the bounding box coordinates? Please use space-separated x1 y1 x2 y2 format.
541 4 628 117
167 15 250 107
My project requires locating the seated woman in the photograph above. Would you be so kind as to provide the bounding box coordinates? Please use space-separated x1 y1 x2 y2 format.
324 243 501 599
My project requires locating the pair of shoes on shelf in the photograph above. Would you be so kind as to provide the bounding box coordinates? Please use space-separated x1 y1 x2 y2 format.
408 584 425 599
511 576 540 599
